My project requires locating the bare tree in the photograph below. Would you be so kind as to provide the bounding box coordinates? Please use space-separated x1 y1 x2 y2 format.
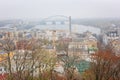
0 38 15 80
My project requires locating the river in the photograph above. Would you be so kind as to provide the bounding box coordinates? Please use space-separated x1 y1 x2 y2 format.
33 24 101 34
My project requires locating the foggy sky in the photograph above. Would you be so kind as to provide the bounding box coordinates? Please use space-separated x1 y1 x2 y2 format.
0 0 120 20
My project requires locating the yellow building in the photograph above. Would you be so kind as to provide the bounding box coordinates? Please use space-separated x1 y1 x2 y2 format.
110 39 120 56
68 32 98 60
0 51 14 62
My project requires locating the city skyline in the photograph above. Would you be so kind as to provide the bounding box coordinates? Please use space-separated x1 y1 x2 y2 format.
0 0 120 20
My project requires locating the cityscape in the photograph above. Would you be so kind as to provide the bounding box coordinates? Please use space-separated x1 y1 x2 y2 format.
0 0 120 80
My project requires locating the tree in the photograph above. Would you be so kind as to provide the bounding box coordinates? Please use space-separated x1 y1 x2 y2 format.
84 46 120 80
12 39 49 80
59 55 82 80
56 41 69 55
0 38 15 80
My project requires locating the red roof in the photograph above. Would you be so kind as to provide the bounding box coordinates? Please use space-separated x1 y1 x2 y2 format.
0 73 8 80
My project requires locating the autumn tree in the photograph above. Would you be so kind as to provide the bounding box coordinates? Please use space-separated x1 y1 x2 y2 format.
83 45 120 80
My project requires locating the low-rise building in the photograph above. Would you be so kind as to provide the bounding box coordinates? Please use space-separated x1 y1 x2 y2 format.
68 32 98 61
109 39 120 56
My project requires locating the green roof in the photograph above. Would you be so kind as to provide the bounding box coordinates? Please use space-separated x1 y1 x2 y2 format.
88 47 98 51
64 60 90 73
75 61 90 73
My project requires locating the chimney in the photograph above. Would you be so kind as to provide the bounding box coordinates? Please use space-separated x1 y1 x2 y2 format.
69 16 71 34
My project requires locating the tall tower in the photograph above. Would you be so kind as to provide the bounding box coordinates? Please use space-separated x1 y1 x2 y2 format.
69 16 71 34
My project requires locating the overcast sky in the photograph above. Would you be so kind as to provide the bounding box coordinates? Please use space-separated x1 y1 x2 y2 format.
0 0 120 20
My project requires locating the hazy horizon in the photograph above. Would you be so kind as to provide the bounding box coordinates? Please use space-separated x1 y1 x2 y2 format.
0 0 120 20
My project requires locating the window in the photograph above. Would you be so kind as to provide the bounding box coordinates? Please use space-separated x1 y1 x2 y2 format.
4 68 6 71
0 68 2 71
